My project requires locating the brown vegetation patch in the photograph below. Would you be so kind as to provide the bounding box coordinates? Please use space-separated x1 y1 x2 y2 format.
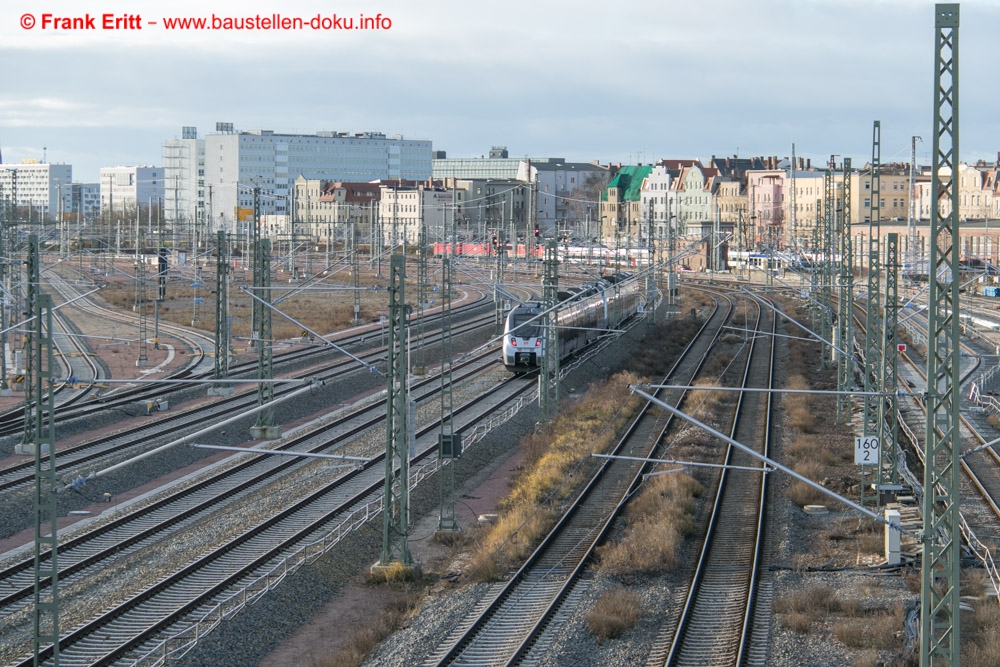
962 597 1000 667
595 473 703 575
468 372 644 580
585 588 643 641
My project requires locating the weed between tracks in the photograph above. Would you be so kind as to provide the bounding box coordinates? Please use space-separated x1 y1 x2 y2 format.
468 311 705 578
585 588 643 641
468 372 646 581
594 472 703 575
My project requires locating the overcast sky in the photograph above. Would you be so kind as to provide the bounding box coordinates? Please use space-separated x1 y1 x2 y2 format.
2 0 998 183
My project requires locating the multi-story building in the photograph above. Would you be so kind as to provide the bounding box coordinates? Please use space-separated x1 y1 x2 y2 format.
378 182 452 245
292 177 380 246
166 124 432 235
709 157 767 227
600 165 652 242
433 146 525 180
99 165 164 215
0 161 73 220
434 149 607 238
674 163 720 236
914 162 994 221
850 162 912 224
639 164 675 241
443 178 528 241
517 160 609 231
59 183 101 221
163 126 206 232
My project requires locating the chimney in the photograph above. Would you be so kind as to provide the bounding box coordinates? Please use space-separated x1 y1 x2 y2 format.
807 158 811 169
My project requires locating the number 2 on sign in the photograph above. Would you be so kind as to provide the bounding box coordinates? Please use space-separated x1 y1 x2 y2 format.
854 436 880 466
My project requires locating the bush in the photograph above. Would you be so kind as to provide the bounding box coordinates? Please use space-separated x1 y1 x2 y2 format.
785 480 828 507
585 588 642 640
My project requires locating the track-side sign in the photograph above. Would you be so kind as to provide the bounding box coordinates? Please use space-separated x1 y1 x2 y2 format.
854 436 880 466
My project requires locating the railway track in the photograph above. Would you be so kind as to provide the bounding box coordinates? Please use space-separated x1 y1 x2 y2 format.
421 288 739 666
659 294 774 666
0 269 495 436
1 276 625 666
1 349 534 666
0 309 497 497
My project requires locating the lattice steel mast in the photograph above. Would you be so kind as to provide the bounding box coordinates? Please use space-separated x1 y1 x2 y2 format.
837 159 855 423
438 208 458 532
921 5 961 665
879 232 900 492
209 230 233 397
135 229 149 367
908 135 923 277
789 143 798 250
380 254 412 565
819 167 835 370
862 121 884 508
22 236 59 666
251 185 276 438
539 239 560 424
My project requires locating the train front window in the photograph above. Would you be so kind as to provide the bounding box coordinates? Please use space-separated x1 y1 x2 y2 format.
510 314 541 338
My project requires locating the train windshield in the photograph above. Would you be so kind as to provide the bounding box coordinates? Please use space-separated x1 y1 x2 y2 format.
509 313 542 338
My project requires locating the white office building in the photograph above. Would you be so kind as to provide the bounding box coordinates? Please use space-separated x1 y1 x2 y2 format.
166 124 432 235
99 166 164 215
0 162 73 220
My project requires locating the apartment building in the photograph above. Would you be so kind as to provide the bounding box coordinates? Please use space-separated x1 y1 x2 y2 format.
0 162 73 220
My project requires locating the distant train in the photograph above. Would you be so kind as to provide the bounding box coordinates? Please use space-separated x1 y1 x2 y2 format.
727 251 816 274
502 273 642 373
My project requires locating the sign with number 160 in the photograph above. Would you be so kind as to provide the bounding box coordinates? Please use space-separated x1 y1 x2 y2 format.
854 436 880 465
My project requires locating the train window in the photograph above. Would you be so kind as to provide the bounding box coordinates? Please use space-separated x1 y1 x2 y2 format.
510 314 542 338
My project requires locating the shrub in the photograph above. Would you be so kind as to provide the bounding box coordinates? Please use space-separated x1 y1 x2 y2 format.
585 588 642 640
785 480 827 507
780 611 813 634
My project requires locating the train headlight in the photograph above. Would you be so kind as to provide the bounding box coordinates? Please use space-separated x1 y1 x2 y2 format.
510 337 517 346
535 340 541 346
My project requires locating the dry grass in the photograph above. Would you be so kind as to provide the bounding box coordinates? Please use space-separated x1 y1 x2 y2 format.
781 612 813 634
784 374 815 432
785 480 828 507
833 606 902 649
775 586 902 648
624 317 702 378
596 473 703 575
685 378 729 419
962 597 1000 667
773 584 838 616
319 589 422 667
988 413 1000 429
785 435 837 467
962 567 988 597
366 561 420 584
469 372 644 581
585 588 643 640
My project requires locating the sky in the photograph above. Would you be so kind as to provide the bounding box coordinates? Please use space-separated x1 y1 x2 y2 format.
2 0 999 183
